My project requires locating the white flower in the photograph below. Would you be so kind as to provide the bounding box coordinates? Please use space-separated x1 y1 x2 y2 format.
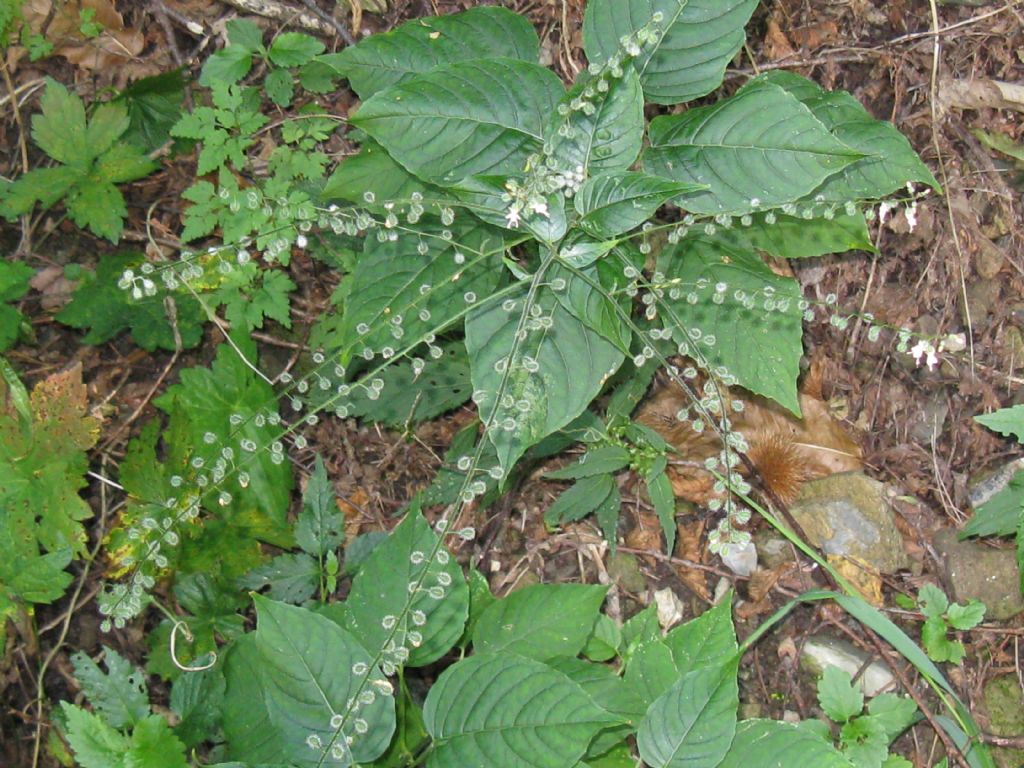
878 201 897 224
505 206 521 228
530 199 549 218
905 202 918 233
909 339 939 370
939 332 966 353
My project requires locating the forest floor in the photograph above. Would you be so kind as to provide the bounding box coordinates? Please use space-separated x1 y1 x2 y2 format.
1 0 1023 766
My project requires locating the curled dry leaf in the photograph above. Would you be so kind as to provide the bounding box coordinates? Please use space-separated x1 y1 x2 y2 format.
17 0 144 73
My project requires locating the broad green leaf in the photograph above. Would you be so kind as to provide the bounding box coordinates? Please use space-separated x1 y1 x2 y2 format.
328 7 540 100
962 471 1024 538
66 179 128 242
264 67 294 107
246 597 396 765
345 511 469 667
0 166 80 216
715 211 876 259
946 600 986 631
222 635 292 764
322 140 443 208
744 71 940 200
33 78 88 166
124 715 189 768
70 647 150 730
61 703 130 768
423 653 621 768
656 236 804 413
719 720 855 768
295 455 343 557
337 221 505 362
546 445 632 479
663 589 737 673
56 253 204 351
225 18 264 51
817 666 863 723
575 172 701 238
839 716 889 768
583 0 758 105
86 102 131 158
268 32 325 67
916 583 949 619
548 259 632 355
867 694 919 742
467 283 624 471
547 68 645 174
238 553 319 604
340 342 472 427
645 82 863 215
472 583 608 660
0 262 32 351
116 69 186 152
975 405 1024 443
351 58 564 186
92 142 160 184
452 175 568 242
544 474 619 526
637 656 740 768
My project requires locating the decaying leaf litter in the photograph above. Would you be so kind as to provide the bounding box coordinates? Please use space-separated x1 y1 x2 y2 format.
1 0 1023 765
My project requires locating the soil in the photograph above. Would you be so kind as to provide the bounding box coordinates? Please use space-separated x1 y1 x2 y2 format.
2 0 1023 766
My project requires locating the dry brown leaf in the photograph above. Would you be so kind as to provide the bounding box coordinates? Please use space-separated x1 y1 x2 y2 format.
790 21 838 50
673 519 710 600
763 18 796 61
16 0 143 74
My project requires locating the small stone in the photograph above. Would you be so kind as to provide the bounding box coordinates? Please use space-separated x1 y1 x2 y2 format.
1001 327 1024 371
654 587 686 631
975 236 1007 279
607 552 648 594
908 396 950 444
721 541 758 577
800 634 895 696
961 278 1000 326
934 528 1024 621
753 530 795 570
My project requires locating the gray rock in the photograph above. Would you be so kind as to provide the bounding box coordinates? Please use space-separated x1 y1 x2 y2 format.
606 552 647 594
753 530 795 570
789 472 910 574
800 634 895 697
983 676 1024 768
934 528 1024 621
721 541 758 578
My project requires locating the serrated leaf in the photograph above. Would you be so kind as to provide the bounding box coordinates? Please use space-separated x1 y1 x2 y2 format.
170 667 226 749
719 720 855 768
645 82 863 215
467 283 624 471
545 473 619 526
222 599 396 766
336 220 504 361
866 694 918 742
125 715 189 768
238 553 319 604
61 702 130 768
547 67 645 174
423 653 621 768
93 142 159 184
219 267 295 332
71 647 150 730
745 71 939 200
199 46 254 87
56 252 204 351
295 455 343 557
66 178 128 241
917 583 949 618
116 70 186 152
0 262 32 350
575 172 701 238
329 7 540 100
268 32 324 67
33 78 88 166
975 405 1024 443
656 236 804 413
226 18 264 51
264 66 294 107
86 102 132 158
0 166 80 216
946 600 985 631
472 583 608 660
839 715 890 768
345 511 468 667
583 0 758 105
817 666 863 723
351 58 564 186
154 337 293 531
637 656 739 768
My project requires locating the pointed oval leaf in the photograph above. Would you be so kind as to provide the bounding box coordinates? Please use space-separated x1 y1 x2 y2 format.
473 583 609 660
655 236 804 413
546 68 645 174
351 59 564 186
424 653 621 768
713 210 875 259
637 657 740 768
328 7 540 100
719 719 855 768
645 82 863 215
743 71 939 200
345 511 469 667
249 597 396 765
466 283 624 471
336 221 505 362
583 0 758 105
575 171 701 238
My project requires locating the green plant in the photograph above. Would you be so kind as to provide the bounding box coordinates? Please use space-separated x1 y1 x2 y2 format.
893 584 986 665
814 665 919 768
963 405 1024 595
0 260 32 350
56 3 1002 767
0 79 159 242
